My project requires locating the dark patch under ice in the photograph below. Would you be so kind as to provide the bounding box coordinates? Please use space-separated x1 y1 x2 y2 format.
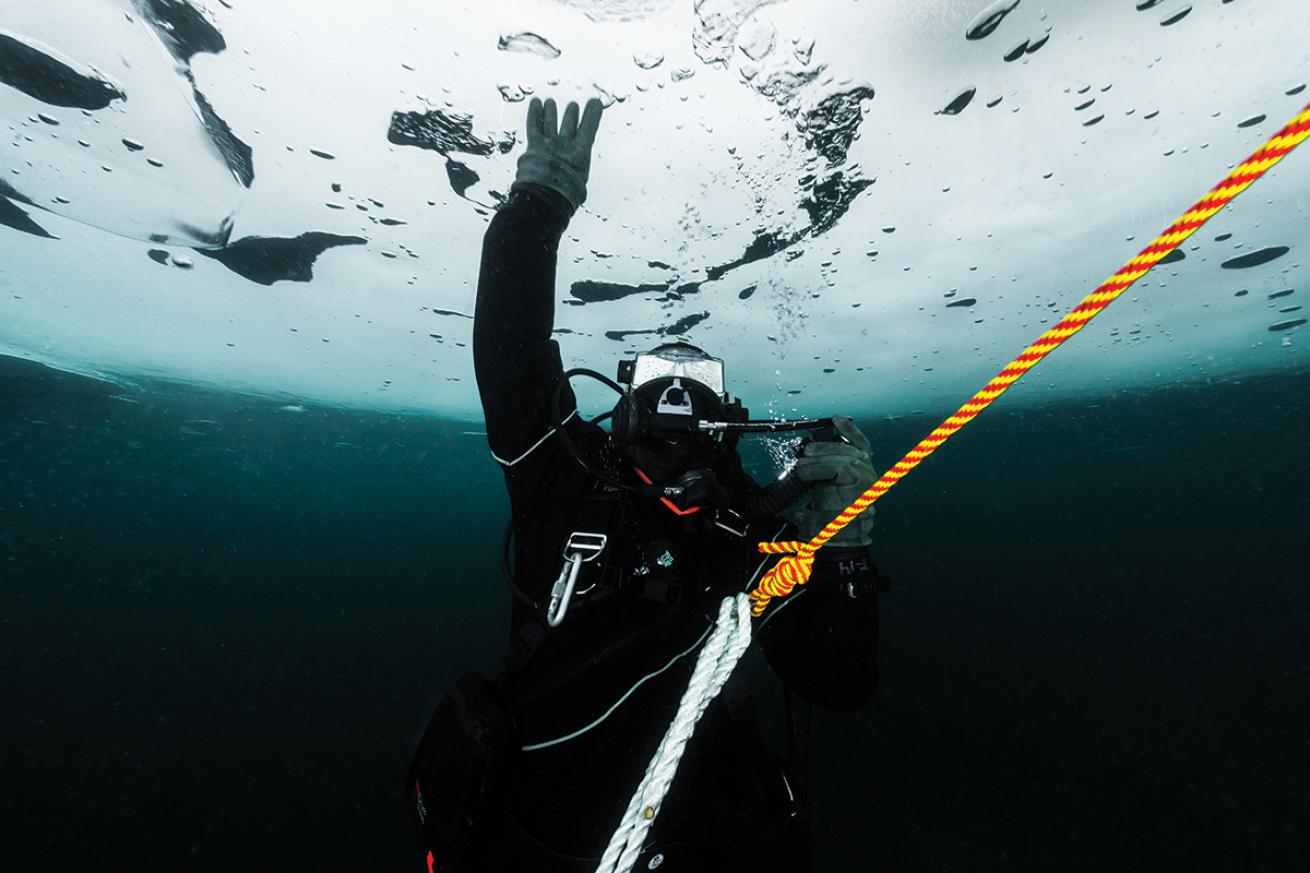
1159 248 1185 264
0 177 34 204
1220 246 1290 269
446 160 480 197
571 280 671 303
1268 318 1306 331
0 196 55 239
132 0 226 64
389 108 516 198
605 311 711 342
801 85 875 165
124 4 254 191
667 312 711 334
801 171 875 238
704 230 792 283
198 233 366 285
193 87 254 188
388 109 516 158
0 30 125 110
147 249 170 264
567 279 702 304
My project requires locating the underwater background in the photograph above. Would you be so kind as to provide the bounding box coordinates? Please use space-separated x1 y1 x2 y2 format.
2 351 1306 871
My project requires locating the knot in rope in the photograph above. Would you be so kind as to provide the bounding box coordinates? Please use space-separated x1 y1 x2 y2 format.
749 540 818 616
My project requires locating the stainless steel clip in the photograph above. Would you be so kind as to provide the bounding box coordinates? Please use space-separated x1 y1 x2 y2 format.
546 532 608 627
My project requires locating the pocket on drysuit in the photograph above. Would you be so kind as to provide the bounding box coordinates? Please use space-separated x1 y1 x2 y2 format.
408 672 517 871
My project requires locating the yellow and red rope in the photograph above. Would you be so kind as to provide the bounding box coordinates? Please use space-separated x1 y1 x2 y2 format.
749 101 1310 616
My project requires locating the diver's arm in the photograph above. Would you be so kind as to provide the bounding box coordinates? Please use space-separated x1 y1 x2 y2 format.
756 415 883 708
473 185 575 462
756 546 882 709
473 97 604 463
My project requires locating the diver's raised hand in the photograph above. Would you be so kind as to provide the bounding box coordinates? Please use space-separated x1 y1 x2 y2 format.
792 415 878 547
513 96 604 213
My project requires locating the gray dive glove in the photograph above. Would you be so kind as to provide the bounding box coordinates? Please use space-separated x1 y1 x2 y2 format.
790 415 879 548
513 97 604 213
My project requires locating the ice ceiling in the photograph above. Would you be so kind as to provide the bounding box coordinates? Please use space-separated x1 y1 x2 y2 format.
1 0 1308 422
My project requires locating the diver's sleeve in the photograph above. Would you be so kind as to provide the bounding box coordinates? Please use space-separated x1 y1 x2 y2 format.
473 183 583 464
755 545 882 710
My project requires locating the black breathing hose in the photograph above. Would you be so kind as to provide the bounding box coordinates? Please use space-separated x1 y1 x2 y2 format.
733 469 811 521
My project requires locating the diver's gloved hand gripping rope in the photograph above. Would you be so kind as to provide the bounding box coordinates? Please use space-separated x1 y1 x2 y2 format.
790 415 877 548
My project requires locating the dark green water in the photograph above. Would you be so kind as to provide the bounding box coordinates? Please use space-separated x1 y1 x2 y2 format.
2 353 1307 871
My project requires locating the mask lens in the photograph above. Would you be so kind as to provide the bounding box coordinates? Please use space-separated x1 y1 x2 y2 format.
630 348 724 396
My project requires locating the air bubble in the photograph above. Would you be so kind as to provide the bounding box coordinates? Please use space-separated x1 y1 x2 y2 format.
497 32 561 60
1160 5 1192 26
965 1 1022 41
939 88 976 115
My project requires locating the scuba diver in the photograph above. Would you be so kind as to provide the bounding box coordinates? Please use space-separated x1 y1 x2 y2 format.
409 97 886 872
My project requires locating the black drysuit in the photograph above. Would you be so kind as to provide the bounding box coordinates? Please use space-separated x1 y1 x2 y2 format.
462 185 881 872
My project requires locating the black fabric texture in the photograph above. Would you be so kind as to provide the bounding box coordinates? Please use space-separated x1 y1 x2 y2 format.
408 673 516 868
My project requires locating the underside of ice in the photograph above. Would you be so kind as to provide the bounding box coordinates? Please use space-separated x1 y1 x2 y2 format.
1 0 1307 422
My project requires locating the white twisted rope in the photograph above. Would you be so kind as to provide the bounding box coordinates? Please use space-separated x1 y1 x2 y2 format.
594 593 754 873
